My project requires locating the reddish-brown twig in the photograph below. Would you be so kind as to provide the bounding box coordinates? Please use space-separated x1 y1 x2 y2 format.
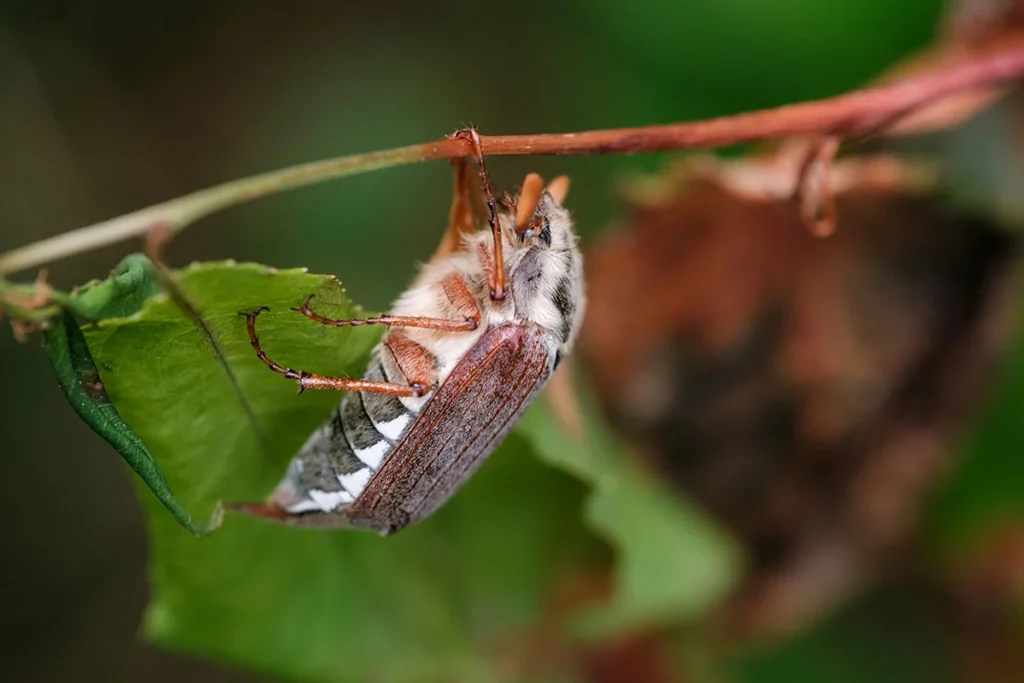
430 44 1024 159
2 43 1023 276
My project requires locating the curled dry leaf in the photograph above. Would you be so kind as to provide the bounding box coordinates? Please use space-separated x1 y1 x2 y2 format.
854 0 1024 139
941 0 1024 50
1 269 54 341
764 0 1024 236
580 154 1022 640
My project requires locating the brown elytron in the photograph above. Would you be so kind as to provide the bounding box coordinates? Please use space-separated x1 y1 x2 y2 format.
233 127 586 534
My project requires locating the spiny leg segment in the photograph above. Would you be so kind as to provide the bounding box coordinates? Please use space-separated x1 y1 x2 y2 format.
240 308 425 397
293 295 478 332
451 126 505 301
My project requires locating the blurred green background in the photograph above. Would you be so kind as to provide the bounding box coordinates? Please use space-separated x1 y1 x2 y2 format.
6 1 1023 682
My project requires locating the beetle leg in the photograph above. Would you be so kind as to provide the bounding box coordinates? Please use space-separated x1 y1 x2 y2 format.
294 295 479 332
240 308 426 396
451 126 505 301
430 157 484 261
383 330 440 390
439 272 483 323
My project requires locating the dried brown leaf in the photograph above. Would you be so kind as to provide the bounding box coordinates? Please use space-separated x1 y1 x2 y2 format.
581 157 1021 639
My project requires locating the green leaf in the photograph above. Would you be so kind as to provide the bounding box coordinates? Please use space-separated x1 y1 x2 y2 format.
71 257 741 681
43 309 220 535
70 253 164 320
520 391 742 636
80 260 597 682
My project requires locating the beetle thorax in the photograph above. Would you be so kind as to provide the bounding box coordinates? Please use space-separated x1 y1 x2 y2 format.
384 190 585 409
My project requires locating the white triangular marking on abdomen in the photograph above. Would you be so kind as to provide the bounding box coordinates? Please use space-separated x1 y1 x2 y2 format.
338 468 373 496
376 414 411 442
307 489 353 512
354 441 389 470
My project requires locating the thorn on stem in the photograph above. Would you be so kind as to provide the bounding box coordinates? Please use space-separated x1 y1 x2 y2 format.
795 136 840 238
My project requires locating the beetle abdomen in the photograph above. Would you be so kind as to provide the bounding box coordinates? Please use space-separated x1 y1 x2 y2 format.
266 323 557 533
269 356 418 515
347 323 558 534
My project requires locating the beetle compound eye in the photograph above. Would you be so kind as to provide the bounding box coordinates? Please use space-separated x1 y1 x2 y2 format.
539 220 552 247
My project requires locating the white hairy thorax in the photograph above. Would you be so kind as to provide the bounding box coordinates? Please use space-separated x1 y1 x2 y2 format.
384 191 586 412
